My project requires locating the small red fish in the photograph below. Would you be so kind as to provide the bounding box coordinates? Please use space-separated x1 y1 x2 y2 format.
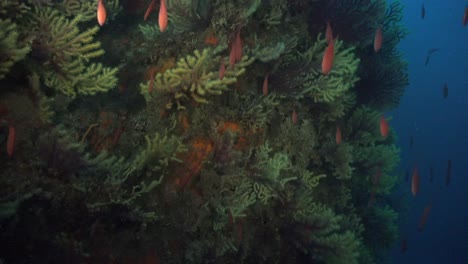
236 222 243 247
373 168 382 186
411 166 420 196
234 30 243 62
367 190 376 207
263 74 269 96
326 22 333 44
144 0 156 21
7 125 15 157
292 109 298 125
219 58 225 80
229 42 236 67
97 0 106 26
374 26 383 52
148 72 155 93
401 238 407 253
159 0 168 32
321 40 334 75
229 30 242 67
0 103 8 119
418 204 432 231
463 6 468 26
380 116 389 137
335 126 342 144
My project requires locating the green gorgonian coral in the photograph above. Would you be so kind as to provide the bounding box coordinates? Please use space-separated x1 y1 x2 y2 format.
28 7 118 97
0 19 30 80
298 36 360 103
141 48 254 109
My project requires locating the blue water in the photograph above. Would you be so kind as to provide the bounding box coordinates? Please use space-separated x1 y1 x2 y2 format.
390 1 468 263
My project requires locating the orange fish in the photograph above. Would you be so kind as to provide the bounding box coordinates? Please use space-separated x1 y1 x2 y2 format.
335 126 342 144
148 72 155 93
229 30 242 67
374 26 383 52
144 0 156 21
219 58 225 80
159 0 168 32
97 0 106 26
229 42 236 67
373 168 382 186
292 109 298 125
7 125 15 157
326 22 333 44
411 166 420 196
380 116 389 137
463 6 468 26
321 40 334 75
236 222 243 247
401 238 407 253
418 204 432 231
0 103 8 119
234 30 243 62
263 74 269 96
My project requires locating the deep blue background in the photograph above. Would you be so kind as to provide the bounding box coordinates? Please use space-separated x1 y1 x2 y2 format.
389 0 468 263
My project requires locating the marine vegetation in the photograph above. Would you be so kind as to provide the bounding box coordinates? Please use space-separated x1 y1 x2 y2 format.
0 0 408 263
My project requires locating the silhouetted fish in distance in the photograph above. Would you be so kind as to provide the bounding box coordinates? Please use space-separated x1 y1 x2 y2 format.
424 48 439 66
427 48 439 55
418 204 432 231
443 83 448 99
463 6 468 26
412 166 420 196
421 3 425 19
401 238 407 253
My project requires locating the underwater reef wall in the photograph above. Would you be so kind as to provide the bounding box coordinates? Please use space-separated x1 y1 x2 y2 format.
0 0 407 263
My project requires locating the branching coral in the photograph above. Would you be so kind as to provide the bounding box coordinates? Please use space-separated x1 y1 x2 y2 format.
292 198 361 263
356 2 409 111
271 118 317 169
307 0 408 111
28 7 118 97
211 0 261 31
169 0 207 33
139 0 204 37
0 0 30 20
130 132 188 176
28 73 54 124
0 0 408 262
345 106 383 146
300 170 327 191
298 36 360 103
0 19 31 80
324 142 355 180
228 91 279 132
363 205 399 253
58 0 120 22
37 125 90 177
309 0 387 47
252 41 286 63
271 34 359 105
141 48 254 109
252 142 296 187
345 107 400 190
